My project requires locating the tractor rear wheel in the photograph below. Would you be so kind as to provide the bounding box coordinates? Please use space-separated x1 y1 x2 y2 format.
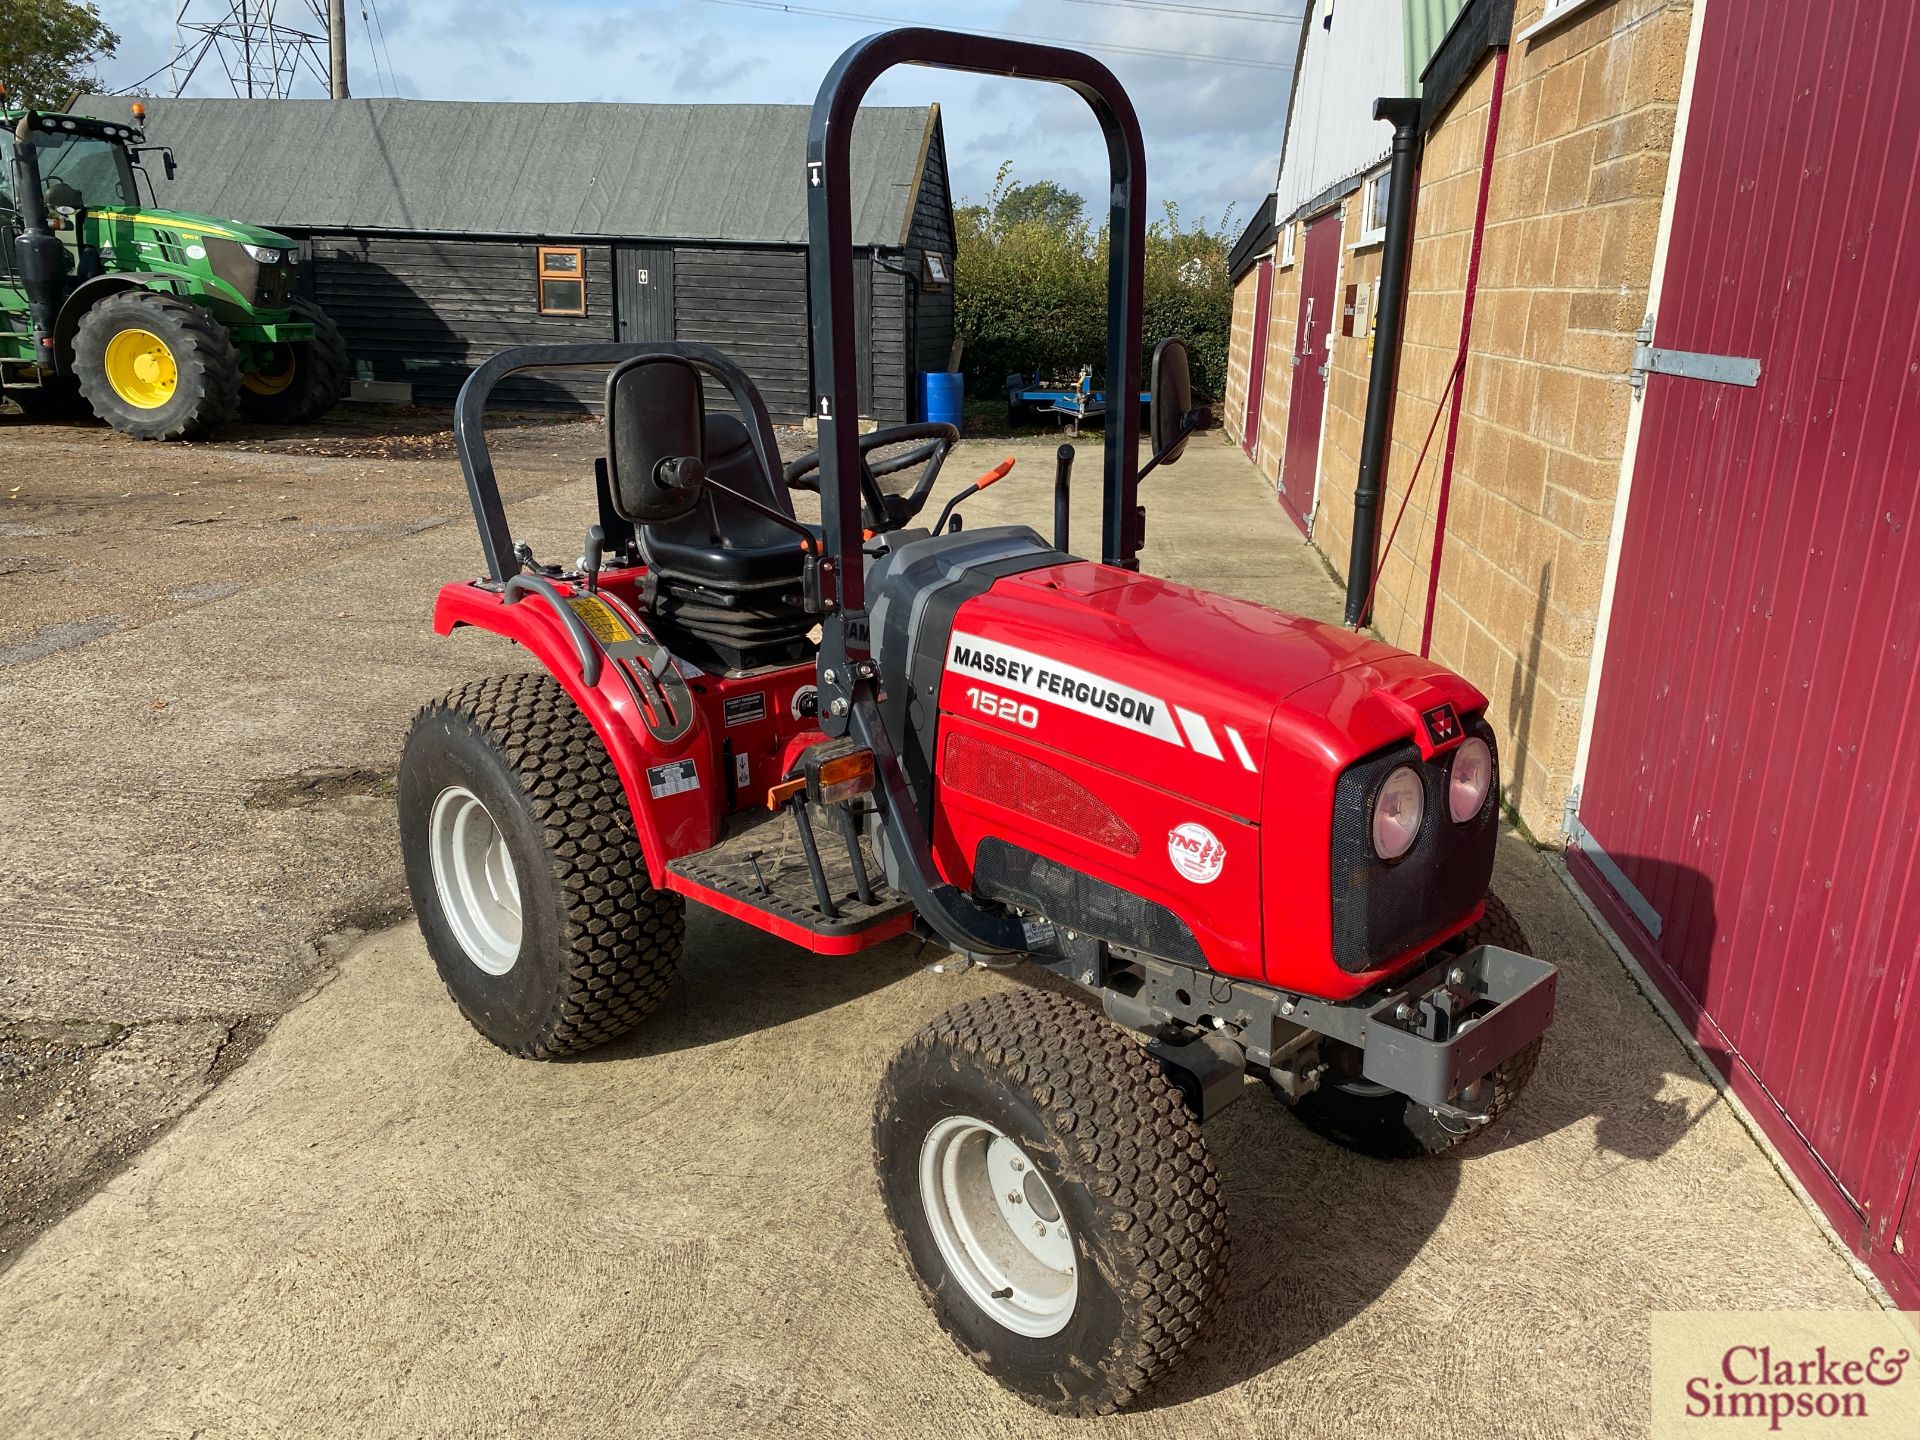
874 988 1229 1415
238 297 349 424
1269 893 1543 1159
398 672 684 1059
71 290 241 440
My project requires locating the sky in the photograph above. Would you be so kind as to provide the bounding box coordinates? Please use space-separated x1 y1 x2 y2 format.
88 0 1306 238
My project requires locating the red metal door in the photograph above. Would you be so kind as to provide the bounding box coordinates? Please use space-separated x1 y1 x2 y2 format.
1242 259 1273 459
1571 0 1920 1305
1279 212 1339 534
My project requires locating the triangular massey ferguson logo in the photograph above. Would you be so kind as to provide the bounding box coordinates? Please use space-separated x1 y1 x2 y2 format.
1422 703 1461 747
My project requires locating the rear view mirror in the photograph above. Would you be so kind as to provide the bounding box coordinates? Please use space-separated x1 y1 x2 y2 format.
1150 338 1194 466
605 356 708 523
162 150 177 181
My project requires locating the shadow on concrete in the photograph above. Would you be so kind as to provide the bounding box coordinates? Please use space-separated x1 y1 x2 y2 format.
575 916 927 1063
571 846 1726 1405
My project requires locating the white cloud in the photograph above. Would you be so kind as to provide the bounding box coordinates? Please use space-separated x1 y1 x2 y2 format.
90 0 1303 230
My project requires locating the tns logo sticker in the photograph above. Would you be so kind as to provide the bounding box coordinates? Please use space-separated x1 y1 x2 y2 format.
1167 823 1226 884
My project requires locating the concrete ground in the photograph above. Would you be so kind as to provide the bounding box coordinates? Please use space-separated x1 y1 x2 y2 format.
0 408 1881 1437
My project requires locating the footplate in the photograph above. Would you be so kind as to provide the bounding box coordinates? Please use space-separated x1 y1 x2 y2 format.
665 808 914 953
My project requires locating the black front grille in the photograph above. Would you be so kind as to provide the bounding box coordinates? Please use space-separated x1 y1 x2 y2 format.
1329 714 1499 973
973 838 1206 968
255 263 293 308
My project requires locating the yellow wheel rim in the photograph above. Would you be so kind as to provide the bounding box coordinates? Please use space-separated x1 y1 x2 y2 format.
103 328 179 410
243 347 297 397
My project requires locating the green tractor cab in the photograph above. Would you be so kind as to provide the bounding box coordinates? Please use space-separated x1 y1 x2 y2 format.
0 103 347 440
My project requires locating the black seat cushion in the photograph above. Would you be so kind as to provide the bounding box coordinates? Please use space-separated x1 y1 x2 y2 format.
641 414 815 590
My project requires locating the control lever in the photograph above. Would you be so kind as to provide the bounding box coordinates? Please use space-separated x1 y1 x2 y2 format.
934 457 1016 535
1053 443 1074 552
578 523 606 592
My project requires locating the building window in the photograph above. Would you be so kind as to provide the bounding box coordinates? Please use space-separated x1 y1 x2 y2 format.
536 246 586 315
1357 168 1390 248
1278 221 1296 269
1517 0 1612 42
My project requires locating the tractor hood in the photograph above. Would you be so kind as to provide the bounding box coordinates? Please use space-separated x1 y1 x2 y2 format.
84 207 298 251
940 561 1488 822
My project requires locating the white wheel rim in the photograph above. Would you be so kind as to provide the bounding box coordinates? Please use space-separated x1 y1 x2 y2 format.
427 785 522 976
918 1114 1078 1338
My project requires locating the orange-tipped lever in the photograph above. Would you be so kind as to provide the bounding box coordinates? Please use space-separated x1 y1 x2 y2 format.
933 457 1016 534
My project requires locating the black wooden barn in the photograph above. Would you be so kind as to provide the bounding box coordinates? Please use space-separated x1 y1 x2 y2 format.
91 96 955 420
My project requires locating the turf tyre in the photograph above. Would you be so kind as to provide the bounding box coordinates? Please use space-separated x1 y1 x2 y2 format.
398 672 683 1058
874 988 1229 1415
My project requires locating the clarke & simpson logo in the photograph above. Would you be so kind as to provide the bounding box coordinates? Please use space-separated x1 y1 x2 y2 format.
1653 1313 1919 1438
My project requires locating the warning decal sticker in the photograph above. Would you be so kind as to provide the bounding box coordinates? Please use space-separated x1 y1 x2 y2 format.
565 595 634 646
947 631 1184 745
646 759 699 798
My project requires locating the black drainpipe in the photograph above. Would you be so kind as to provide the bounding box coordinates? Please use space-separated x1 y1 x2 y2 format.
1343 96 1424 625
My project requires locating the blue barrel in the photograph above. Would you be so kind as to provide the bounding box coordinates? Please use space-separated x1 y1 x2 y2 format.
919 371 964 430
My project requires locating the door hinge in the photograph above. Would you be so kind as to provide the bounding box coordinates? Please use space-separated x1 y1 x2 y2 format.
1630 313 1762 396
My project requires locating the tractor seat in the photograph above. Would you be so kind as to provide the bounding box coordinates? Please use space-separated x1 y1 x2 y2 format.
640 412 816 671
641 413 817 587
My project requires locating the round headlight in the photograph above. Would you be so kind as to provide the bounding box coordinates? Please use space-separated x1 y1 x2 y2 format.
1371 765 1425 861
1448 737 1492 822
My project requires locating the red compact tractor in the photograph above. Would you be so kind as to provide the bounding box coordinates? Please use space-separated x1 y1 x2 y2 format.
398 31 1557 1415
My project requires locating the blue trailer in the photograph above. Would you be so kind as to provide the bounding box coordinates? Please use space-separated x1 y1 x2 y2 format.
1005 365 1152 436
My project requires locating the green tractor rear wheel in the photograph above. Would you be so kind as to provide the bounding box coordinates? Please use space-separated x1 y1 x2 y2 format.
72 290 241 441
238 298 349 425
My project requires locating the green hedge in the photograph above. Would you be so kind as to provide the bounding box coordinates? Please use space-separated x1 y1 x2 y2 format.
953 170 1235 405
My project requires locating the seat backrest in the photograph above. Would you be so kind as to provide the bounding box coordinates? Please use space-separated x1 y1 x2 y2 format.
647 412 800 554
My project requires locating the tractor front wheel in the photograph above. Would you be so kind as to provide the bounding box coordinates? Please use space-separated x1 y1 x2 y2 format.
874 988 1229 1415
239 298 349 424
398 673 684 1059
72 290 241 441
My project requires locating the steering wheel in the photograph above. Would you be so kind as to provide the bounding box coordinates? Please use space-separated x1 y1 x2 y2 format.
784 422 960 533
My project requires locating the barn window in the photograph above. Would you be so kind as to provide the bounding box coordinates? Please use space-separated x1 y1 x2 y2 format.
1278 221 1296 269
536 247 586 315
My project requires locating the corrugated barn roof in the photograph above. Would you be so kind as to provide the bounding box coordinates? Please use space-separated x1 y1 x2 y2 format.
75 96 937 247
1272 0 1408 222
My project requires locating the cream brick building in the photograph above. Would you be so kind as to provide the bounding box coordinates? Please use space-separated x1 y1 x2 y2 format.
1225 0 1692 843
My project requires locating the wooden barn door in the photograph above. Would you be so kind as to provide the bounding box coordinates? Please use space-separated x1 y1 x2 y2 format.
614 245 673 343
1242 259 1272 459
1570 0 1920 1305
1279 212 1340 535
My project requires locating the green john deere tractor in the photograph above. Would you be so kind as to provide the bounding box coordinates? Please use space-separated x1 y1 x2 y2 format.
1 102 348 440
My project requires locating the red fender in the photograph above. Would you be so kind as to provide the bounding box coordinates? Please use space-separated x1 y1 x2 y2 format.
432 578 720 886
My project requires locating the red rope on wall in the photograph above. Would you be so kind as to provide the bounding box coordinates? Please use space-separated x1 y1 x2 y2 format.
1419 44 1510 656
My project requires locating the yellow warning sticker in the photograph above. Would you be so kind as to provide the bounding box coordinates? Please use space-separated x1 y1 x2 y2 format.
565 595 633 645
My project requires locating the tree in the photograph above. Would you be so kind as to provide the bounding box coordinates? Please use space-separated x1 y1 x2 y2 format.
997 179 1085 233
0 0 119 110
954 167 1236 402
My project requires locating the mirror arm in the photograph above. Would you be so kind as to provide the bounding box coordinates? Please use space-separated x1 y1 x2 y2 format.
1135 412 1202 484
700 477 820 551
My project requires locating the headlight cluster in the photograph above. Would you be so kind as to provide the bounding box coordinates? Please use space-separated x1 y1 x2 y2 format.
241 243 283 264
1370 737 1495 861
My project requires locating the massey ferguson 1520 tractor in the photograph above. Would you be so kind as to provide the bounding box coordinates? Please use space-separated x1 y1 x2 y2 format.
397 31 1557 1415
1 99 347 439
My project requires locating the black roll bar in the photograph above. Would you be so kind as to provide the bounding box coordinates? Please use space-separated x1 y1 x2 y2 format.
805 29 1148 616
802 30 1147 958
453 340 785 584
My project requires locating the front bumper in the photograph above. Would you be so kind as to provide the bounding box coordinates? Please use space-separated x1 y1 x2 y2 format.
1289 944 1558 1107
